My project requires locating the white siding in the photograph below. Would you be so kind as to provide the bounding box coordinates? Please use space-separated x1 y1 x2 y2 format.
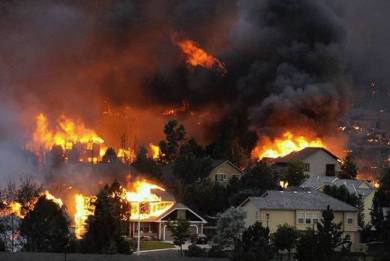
303 150 341 177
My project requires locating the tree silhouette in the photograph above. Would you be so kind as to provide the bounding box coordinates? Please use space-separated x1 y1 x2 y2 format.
82 181 131 254
20 196 71 252
339 155 358 179
102 148 118 163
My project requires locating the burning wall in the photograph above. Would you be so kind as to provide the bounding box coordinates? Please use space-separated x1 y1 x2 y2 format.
1 179 174 240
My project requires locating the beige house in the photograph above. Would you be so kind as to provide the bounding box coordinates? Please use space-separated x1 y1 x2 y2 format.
240 190 360 251
300 176 375 225
208 160 242 185
274 147 341 177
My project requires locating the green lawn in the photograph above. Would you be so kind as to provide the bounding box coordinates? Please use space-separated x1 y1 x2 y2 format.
134 240 176 251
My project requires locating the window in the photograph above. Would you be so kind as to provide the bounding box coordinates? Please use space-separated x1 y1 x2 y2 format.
346 214 354 225
326 164 336 176
303 163 310 172
305 213 312 224
297 212 304 224
215 173 227 182
312 213 319 224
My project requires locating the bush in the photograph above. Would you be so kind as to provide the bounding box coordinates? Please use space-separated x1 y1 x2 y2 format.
208 245 226 258
187 244 206 257
116 239 134 254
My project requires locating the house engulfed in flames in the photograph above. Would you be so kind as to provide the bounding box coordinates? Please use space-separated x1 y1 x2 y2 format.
73 180 207 241
1 180 207 243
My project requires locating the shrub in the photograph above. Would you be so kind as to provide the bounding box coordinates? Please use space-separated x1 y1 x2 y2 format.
208 245 226 258
187 244 206 257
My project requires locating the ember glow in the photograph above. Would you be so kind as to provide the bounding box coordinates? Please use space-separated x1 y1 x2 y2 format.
252 131 326 160
148 143 160 159
173 37 227 74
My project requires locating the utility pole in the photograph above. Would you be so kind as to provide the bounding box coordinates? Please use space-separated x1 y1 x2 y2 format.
137 202 141 255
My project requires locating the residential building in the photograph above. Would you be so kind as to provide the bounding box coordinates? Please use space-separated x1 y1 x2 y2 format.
125 188 206 241
274 147 341 177
240 190 360 250
208 160 242 185
128 202 207 241
301 176 375 225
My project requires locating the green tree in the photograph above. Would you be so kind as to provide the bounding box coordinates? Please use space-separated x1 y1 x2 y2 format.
82 181 131 254
20 196 71 252
371 190 385 234
184 181 228 216
232 222 274 261
159 119 186 163
338 155 358 179
101 147 117 163
214 207 246 250
272 224 298 260
179 138 206 158
206 112 257 166
241 161 278 191
282 160 308 187
295 229 318 261
317 206 350 259
132 146 161 178
383 210 390 257
323 185 364 228
173 155 212 200
167 219 190 255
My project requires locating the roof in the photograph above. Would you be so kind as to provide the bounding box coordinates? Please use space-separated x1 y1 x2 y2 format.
300 176 375 199
157 202 207 223
240 190 357 212
274 147 340 163
129 202 207 223
210 160 242 173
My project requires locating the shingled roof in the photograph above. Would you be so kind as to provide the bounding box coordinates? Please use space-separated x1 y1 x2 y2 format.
300 176 374 199
274 147 340 163
241 190 357 212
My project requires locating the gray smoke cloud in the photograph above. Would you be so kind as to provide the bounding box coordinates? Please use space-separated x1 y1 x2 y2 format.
0 0 388 183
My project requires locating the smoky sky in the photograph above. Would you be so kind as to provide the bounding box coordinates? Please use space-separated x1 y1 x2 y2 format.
0 0 389 182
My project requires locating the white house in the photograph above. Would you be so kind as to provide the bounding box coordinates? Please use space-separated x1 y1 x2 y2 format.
274 147 341 177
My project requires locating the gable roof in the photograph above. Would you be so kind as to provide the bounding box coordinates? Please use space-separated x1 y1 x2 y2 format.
274 147 340 163
158 202 207 223
210 160 242 173
240 190 357 212
300 176 375 199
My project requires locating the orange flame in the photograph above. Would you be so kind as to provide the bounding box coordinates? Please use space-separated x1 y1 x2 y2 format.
43 190 63 207
73 180 174 238
173 37 227 74
252 131 325 160
0 190 63 219
30 113 106 162
125 180 174 220
148 143 160 159
74 194 96 239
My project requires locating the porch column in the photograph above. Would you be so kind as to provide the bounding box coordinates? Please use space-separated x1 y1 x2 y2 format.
200 223 204 234
158 222 161 240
